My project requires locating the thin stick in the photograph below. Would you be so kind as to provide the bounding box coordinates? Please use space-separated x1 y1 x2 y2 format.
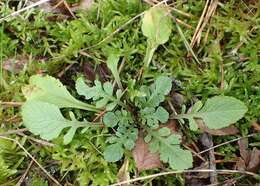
16 160 34 186
0 101 23 107
110 169 259 186
0 128 28 136
0 0 51 22
174 17 201 64
190 0 210 48
197 133 258 155
206 133 218 184
182 144 206 162
62 0 77 19
0 135 61 186
17 132 55 147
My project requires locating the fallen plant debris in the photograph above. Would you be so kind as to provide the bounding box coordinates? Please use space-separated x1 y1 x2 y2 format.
237 139 260 173
133 132 162 172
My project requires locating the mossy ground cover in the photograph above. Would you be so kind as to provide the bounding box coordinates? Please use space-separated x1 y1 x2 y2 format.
0 0 259 185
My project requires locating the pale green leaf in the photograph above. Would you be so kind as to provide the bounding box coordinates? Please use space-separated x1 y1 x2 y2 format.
63 127 77 145
141 106 169 128
107 53 123 89
149 132 193 170
145 76 172 108
22 75 98 112
142 6 172 67
103 112 118 127
104 143 124 162
142 6 172 46
22 101 95 144
178 96 248 130
76 78 123 110
196 96 247 129
158 127 171 137
103 110 133 129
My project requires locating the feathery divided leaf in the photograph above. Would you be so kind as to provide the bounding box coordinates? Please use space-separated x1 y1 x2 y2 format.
137 76 172 108
22 101 99 144
22 75 98 112
140 106 169 128
104 127 138 162
76 78 124 110
148 128 193 170
103 110 133 128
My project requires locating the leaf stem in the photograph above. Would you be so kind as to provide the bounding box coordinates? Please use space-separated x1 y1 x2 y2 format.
144 43 157 68
171 113 192 120
73 100 101 112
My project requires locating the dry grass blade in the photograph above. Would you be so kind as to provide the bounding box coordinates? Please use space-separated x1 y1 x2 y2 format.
190 0 218 48
16 160 34 186
197 133 258 155
0 135 61 186
110 169 259 186
0 0 51 22
174 18 201 64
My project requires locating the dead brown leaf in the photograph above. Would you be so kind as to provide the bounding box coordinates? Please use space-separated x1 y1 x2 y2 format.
236 139 260 173
247 148 260 172
197 119 239 136
132 132 162 172
238 139 249 163
252 122 260 132
166 119 179 133
3 55 28 74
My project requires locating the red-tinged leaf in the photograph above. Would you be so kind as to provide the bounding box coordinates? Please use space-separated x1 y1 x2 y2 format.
236 157 246 171
247 148 260 172
133 133 162 172
238 139 249 163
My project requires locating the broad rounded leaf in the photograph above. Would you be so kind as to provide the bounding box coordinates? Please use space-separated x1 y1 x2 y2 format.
22 101 91 143
141 6 172 45
197 96 248 129
22 101 68 140
22 75 98 112
104 143 124 162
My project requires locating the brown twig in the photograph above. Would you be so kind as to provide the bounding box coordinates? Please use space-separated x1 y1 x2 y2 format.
207 133 218 184
17 132 55 147
183 144 206 162
16 160 34 186
190 0 210 48
0 128 28 136
57 63 74 78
